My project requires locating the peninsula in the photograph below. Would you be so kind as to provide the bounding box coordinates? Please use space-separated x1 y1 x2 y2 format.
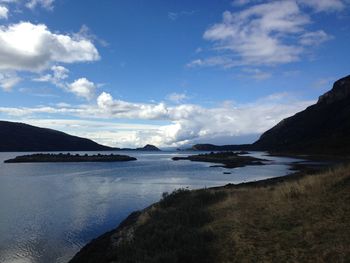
172 151 266 168
4 153 137 163
0 121 115 152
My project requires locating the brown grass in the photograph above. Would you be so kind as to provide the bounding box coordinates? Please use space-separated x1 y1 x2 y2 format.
70 164 350 263
208 165 350 262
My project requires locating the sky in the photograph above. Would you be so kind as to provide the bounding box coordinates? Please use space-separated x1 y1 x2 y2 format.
0 0 349 148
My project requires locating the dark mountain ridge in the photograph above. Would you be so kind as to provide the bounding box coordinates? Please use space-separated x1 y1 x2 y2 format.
188 75 350 155
253 75 350 154
188 143 252 151
0 121 114 152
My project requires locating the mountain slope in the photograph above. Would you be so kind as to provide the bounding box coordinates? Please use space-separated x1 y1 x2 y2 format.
0 121 114 152
188 144 252 151
253 75 350 154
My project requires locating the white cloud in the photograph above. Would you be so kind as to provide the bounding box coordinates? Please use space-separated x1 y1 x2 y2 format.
191 0 337 68
232 0 262 6
0 22 99 72
8 118 162 148
94 92 315 146
299 30 332 46
232 0 347 12
202 2 309 67
297 0 345 12
68 78 96 100
97 92 169 120
34 67 99 100
0 72 21 91
0 92 315 147
0 5 8 19
26 0 54 10
166 92 188 103
241 68 272 80
34 65 69 87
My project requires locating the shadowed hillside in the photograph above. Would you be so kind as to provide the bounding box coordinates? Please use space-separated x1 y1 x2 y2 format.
253 75 350 154
0 121 114 152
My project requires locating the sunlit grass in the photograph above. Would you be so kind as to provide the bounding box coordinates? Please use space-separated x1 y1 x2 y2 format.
210 165 350 262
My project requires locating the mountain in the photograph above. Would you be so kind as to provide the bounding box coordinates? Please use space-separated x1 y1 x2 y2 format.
118 144 161 151
189 144 252 151
136 144 161 151
253 75 350 154
0 121 114 152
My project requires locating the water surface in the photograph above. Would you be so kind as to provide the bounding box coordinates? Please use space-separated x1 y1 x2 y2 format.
0 151 302 263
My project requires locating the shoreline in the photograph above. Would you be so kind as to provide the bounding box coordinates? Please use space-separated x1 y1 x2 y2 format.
69 157 342 263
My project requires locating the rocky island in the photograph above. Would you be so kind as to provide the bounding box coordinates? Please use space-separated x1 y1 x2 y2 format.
4 153 137 163
172 151 266 168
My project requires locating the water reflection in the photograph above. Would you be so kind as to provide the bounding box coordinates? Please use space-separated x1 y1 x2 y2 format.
0 151 302 263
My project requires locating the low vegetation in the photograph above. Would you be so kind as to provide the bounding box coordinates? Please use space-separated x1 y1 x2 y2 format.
70 164 350 263
4 153 137 163
210 164 350 262
172 151 266 168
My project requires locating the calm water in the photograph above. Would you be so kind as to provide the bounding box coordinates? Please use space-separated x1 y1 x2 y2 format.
0 151 302 263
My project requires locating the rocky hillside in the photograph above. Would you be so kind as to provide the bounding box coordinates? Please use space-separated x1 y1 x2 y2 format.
0 121 114 152
253 75 350 155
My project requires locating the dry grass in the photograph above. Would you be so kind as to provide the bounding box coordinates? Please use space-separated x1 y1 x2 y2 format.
70 164 350 263
209 165 350 262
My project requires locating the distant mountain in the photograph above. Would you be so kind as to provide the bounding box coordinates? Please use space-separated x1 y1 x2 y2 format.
136 144 161 151
118 144 161 151
189 144 252 151
253 75 350 155
0 121 114 152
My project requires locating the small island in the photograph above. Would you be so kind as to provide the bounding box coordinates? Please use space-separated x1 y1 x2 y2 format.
172 151 266 168
4 153 137 163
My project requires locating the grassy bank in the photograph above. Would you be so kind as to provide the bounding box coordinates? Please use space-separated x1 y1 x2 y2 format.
70 164 350 263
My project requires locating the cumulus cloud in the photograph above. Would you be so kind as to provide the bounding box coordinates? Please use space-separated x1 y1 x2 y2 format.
0 5 8 19
68 78 96 100
0 22 99 72
33 66 98 100
0 91 314 147
95 92 315 146
190 0 339 68
97 92 169 119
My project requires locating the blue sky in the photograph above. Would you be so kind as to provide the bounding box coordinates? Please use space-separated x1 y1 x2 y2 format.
0 0 349 148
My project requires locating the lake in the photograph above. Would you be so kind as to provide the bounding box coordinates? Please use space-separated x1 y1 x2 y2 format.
0 151 302 263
